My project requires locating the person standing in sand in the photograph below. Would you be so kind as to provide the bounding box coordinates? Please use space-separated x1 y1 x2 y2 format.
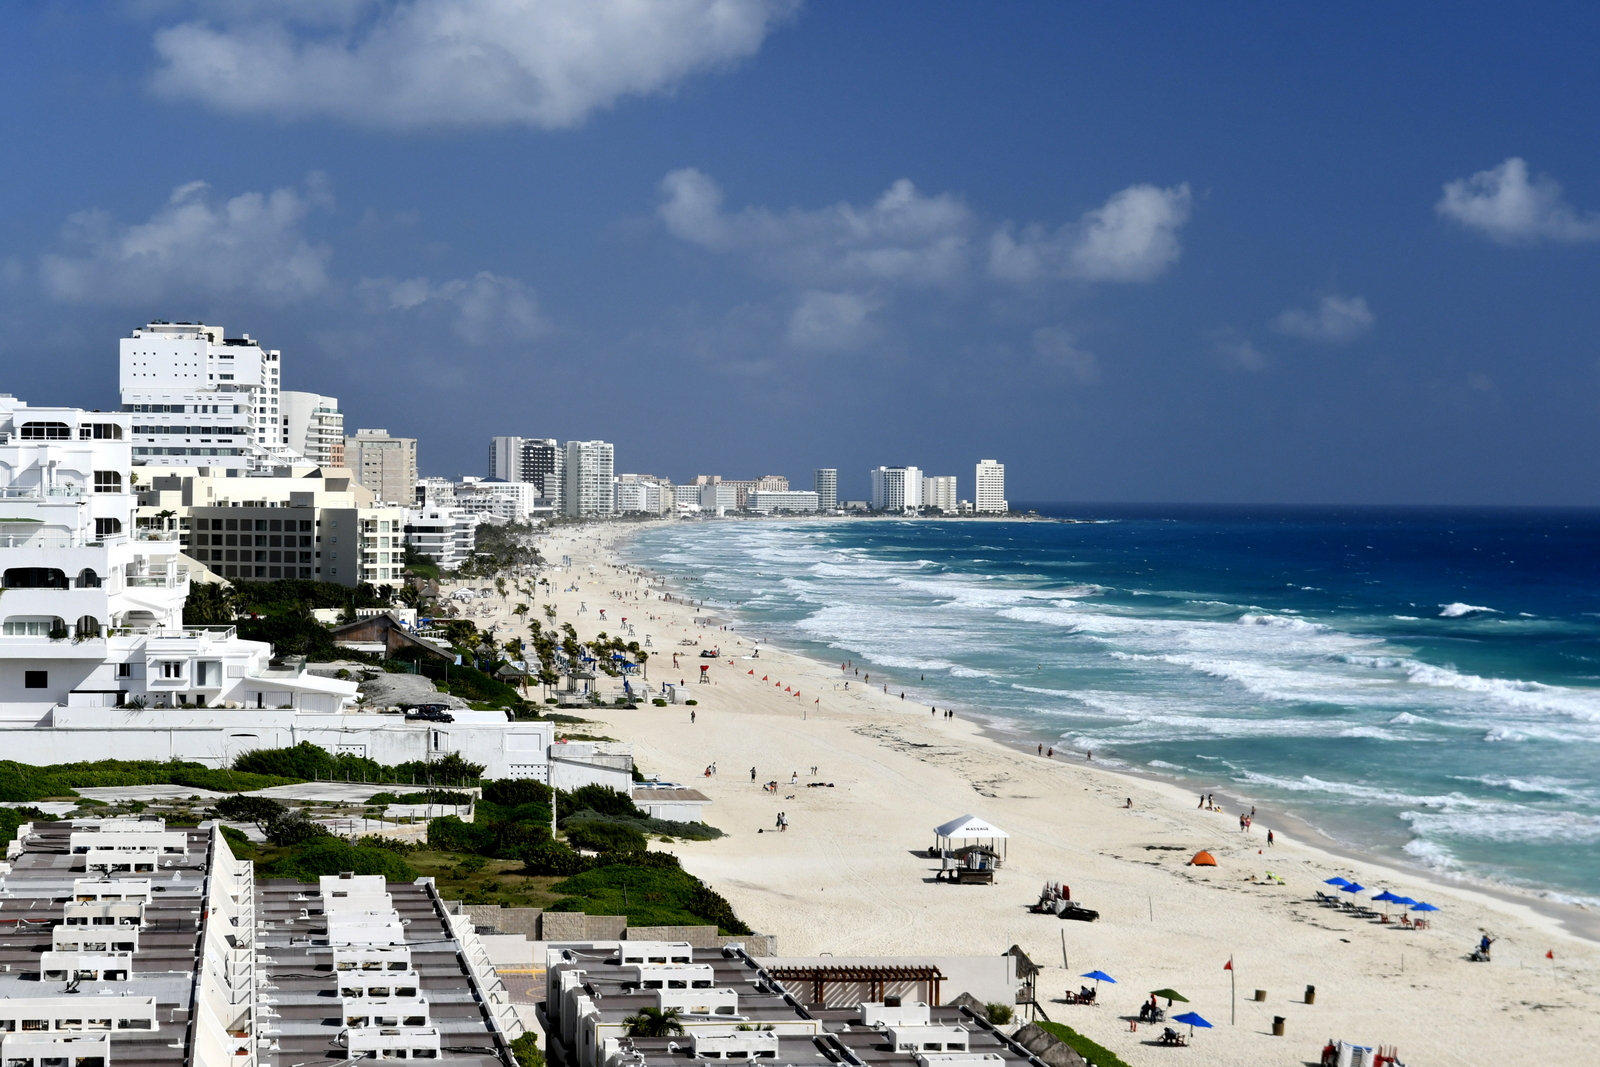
751 767 757 782
1267 829 1275 847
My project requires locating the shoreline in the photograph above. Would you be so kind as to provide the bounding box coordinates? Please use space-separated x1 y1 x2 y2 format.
490 521 1600 1066
616 518 1600 945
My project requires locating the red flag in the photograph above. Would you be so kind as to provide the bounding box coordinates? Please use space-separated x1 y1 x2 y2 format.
762 675 768 681
784 686 792 692
1223 960 1233 971
794 691 801 697
748 670 754 675
1547 950 1555 959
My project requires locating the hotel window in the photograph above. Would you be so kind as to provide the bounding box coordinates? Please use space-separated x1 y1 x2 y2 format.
94 471 123 493
160 661 183 679
19 421 71 440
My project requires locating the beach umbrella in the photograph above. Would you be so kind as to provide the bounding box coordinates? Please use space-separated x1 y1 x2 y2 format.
1392 896 1417 909
1080 971 1116 990
1340 882 1366 894
1411 902 1439 912
1372 891 1399 903
1323 877 1352 887
1149 988 1189 1005
1171 1011 1213 1036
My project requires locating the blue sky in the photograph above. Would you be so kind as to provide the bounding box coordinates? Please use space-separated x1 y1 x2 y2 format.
4 1 1600 504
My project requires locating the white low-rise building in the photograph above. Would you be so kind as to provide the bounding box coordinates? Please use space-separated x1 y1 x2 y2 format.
745 490 819 514
403 505 480 570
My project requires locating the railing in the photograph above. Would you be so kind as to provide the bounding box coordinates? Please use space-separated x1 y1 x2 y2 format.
0 534 119 550
0 485 86 498
124 570 189 588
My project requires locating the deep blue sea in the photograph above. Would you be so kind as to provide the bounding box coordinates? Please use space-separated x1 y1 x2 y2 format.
624 506 1600 905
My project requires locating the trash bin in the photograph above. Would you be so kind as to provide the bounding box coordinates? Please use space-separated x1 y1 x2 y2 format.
1254 989 1267 1002
1305 984 1316 1005
1272 1016 1285 1037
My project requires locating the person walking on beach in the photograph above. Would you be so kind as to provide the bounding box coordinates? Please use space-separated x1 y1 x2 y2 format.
751 767 757 782
1267 829 1275 847
1038 744 1044 756
690 709 696 723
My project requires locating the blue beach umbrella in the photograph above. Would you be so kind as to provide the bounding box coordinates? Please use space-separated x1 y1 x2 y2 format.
1171 1012 1213 1035
1411 902 1439 912
1323 877 1352 887
1392 896 1417 908
1080 971 1116 989
1340 882 1366 894
1372 891 1399 904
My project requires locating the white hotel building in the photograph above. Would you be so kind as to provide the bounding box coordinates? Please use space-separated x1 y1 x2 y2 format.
120 321 289 470
870 466 923 511
975 459 1007 513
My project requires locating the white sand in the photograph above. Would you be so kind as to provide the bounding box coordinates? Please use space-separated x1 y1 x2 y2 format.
448 522 1600 1066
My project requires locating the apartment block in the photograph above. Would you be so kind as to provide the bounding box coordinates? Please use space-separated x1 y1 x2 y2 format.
564 440 615 518
814 468 838 509
119 321 285 470
281 391 344 467
923 474 957 512
345 429 418 506
974 459 1007 513
870 466 923 511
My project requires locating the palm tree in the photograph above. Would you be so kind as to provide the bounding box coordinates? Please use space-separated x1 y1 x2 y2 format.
514 603 530 621
542 604 557 622
622 1007 683 1038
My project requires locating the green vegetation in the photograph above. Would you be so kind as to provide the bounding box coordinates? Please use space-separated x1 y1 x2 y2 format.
233 742 485 786
984 1004 1013 1025
0 759 301 802
458 522 543 575
510 1032 545 1067
558 784 722 842
622 1007 683 1038
1035 1021 1133 1067
184 578 397 658
222 832 420 882
0 806 58 844
544 862 752 934
366 790 473 806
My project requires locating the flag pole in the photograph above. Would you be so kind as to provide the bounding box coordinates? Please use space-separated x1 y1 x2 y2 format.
1229 956 1236 1025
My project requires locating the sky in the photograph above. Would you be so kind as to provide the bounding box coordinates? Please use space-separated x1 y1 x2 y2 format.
3 1 1600 505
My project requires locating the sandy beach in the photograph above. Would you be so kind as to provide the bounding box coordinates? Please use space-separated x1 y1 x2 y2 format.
447 521 1600 1066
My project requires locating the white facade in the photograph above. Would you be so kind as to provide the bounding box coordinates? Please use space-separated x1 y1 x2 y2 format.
974 460 1007 513
814 468 838 509
870 466 923 511
403 505 480 569
563 441 614 518
281 392 344 467
923 475 957 512
613 477 666 515
345 429 418 506
454 478 544 524
488 435 524 482
745 490 819 514
119 321 284 470
0 395 357 712
697 482 738 512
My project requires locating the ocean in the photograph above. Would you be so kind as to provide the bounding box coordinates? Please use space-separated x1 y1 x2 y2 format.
622 506 1600 905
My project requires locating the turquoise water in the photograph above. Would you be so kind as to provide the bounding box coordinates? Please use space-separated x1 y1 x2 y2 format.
624 506 1600 904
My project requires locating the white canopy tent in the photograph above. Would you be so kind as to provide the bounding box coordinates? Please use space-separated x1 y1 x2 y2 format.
933 814 1009 858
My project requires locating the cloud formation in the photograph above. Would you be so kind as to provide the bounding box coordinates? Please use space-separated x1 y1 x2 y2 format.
785 290 880 351
41 177 332 304
989 183 1192 283
1436 157 1600 245
149 0 797 129
660 168 1193 288
361 271 545 343
1273 294 1374 343
660 169 976 287
1031 326 1099 382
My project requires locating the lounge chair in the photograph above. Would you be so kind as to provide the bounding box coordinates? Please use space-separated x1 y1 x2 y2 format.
1156 1028 1187 1047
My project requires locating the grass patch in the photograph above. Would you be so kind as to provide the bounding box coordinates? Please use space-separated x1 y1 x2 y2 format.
547 863 751 934
407 850 569 908
0 759 302 802
1035 1021 1133 1067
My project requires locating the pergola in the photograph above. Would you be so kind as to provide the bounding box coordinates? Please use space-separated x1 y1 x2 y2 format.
934 814 1009 859
766 964 946 1007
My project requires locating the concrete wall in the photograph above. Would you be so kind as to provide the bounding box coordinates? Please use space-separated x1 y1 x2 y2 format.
450 904 776 955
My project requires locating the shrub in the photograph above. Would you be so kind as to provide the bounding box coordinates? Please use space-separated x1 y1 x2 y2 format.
559 784 642 821
257 837 419 882
521 842 592 876
652 698 667 707
214 795 288 832
565 820 647 854
546 862 751 933
483 779 553 807
510 1032 544 1067
684 699 697 706
984 1004 1013 1025
264 810 332 846
366 793 400 806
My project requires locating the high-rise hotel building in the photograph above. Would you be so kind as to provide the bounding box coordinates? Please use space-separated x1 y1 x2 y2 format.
119 321 285 470
814 468 838 509
975 458 1007 513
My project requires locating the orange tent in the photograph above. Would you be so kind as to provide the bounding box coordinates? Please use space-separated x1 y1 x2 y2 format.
1189 850 1218 866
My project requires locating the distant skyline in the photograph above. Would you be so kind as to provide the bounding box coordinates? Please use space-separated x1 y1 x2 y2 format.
3 3 1600 504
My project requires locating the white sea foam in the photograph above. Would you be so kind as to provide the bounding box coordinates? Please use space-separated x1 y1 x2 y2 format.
1438 602 1496 617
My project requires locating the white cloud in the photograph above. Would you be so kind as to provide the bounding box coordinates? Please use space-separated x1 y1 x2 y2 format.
1030 326 1099 382
360 271 545 343
149 0 798 129
989 183 1192 283
660 169 976 287
1207 329 1269 371
41 177 332 304
1273 294 1374 343
1436 157 1600 244
785 290 879 351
